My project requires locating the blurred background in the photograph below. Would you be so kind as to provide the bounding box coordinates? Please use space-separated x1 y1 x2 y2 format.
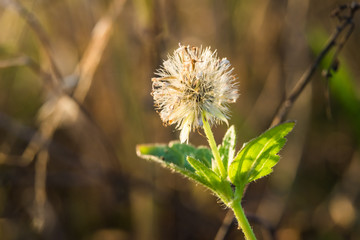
0 0 359 239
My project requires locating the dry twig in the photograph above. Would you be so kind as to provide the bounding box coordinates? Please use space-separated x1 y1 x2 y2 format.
0 0 126 233
0 0 63 86
270 2 359 127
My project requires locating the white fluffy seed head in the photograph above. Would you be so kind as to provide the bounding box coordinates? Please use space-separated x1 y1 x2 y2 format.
152 44 239 143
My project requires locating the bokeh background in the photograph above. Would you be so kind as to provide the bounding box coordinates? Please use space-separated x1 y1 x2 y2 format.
0 0 360 239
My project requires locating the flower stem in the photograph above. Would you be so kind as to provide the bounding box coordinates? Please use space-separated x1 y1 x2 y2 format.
201 113 227 179
230 200 257 240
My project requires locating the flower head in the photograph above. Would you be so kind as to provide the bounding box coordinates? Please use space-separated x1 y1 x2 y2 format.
152 44 239 143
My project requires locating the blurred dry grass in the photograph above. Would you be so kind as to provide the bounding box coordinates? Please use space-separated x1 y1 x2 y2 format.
0 0 359 239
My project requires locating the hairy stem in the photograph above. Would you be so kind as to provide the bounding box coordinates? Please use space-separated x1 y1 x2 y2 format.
201 113 226 179
229 200 257 240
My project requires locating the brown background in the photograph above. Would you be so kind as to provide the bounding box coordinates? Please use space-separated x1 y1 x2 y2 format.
0 0 359 239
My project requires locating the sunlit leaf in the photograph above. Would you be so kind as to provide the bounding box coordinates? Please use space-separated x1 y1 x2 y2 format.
218 125 236 171
137 141 233 201
228 122 295 187
136 141 213 189
187 156 221 186
187 156 233 200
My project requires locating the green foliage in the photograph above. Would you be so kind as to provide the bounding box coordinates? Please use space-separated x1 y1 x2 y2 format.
228 122 295 189
137 122 295 204
187 156 233 200
136 142 233 201
137 122 294 240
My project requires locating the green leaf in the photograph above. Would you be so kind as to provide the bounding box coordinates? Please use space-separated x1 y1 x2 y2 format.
228 121 295 187
187 156 221 186
170 142 212 169
218 125 236 172
136 141 214 189
187 156 233 201
137 142 233 201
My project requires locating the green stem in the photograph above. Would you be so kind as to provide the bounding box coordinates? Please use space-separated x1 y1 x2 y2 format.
201 113 226 179
230 200 257 240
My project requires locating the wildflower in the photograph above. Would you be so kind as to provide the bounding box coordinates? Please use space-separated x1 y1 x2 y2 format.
152 44 239 143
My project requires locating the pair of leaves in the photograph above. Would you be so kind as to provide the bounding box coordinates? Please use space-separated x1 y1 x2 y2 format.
136 122 295 201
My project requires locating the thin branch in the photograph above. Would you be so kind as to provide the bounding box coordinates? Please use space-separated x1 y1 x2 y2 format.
0 0 63 85
0 55 58 92
214 210 235 240
0 0 126 166
0 56 29 68
270 2 359 127
323 21 354 119
73 0 126 102
0 1 126 234
32 149 49 232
